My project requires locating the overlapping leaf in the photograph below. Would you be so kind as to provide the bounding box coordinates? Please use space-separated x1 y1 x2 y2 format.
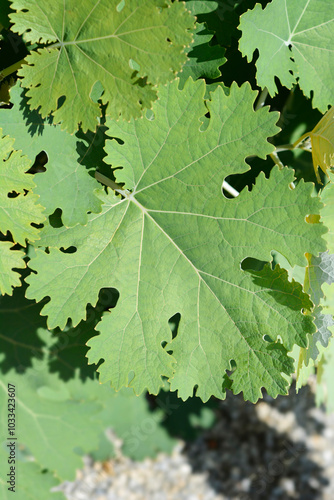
308 107 334 183
0 131 44 244
25 79 326 402
0 130 44 294
0 84 104 226
0 283 176 481
178 22 226 88
9 0 194 132
239 0 334 112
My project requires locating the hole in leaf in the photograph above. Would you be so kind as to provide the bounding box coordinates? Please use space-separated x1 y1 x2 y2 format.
0 101 13 110
199 112 210 132
166 37 172 43
168 312 181 340
306 214 320 224
57 95 66 109
222 177 240 198
97 287 119 311
49 208 63 228
7 191 19 198
31 222 44 229
60 246 77 254
225 359 237 379
27 150 48 174
240 257 267 272
263 334 273 343
113 137 124 145
222 157 274 198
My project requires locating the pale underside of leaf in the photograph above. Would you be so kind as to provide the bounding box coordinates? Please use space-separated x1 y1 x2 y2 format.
26 79 326 402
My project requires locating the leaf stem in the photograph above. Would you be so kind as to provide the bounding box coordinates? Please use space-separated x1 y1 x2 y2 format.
0 59 26 81
269 136 312 167
95 171 130 197
269 151 285 169
275 143 312 153
255 87 269 111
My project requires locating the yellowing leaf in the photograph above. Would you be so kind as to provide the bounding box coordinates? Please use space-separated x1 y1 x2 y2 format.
295 107 334 183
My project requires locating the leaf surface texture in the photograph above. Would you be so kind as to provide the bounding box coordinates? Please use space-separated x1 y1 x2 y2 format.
26 79 327 402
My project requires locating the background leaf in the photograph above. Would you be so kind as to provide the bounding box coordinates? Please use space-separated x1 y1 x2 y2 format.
239 0 334 112
178 22 226 88
10 0 194 132
0 84 104 227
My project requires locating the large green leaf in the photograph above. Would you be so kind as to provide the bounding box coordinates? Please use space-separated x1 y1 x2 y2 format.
0 84 104 226
25 79 326 402
239 0 334 112
9 0 194 132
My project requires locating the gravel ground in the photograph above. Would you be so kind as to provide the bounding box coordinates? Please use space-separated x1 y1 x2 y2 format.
54 378 334 500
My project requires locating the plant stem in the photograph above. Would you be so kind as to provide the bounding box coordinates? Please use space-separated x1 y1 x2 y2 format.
269 135 313 168
95 171 130 197
255 87 269 111
270 151 285 169
0 59 26 81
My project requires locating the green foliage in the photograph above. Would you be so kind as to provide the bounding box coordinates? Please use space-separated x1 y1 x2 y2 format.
25 79 326 403
178 22 226 87
0 281 177 494
0 84 104 226
9 0 195 132
0 128 44 294
0 0 334 496
239 0 334 112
